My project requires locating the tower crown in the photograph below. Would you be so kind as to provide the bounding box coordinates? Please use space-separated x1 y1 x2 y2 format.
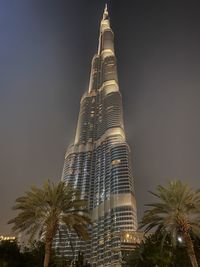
100 3 110 33
89 4 116 92
103 4 109 20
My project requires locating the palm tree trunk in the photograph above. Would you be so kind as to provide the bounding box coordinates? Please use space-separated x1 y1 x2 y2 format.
44 240 52 267
183 232 198 267
43 221 58 267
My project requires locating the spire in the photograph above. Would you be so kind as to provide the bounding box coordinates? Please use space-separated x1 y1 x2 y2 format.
105 3 108 11
98 4 111 54
103 3 109 20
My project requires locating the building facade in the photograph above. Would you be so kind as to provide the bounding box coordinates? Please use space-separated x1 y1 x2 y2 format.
58 5 137 267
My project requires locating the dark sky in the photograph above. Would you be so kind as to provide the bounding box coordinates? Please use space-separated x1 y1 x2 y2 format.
1 0 200 235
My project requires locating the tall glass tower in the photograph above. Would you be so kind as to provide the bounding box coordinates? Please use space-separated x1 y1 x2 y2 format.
60 5 137 267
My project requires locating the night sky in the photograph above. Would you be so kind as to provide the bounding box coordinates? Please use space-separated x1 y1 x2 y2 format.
1 0 200 235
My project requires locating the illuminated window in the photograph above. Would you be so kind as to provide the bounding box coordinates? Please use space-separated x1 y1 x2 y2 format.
99 239 104 245
111 159 121 165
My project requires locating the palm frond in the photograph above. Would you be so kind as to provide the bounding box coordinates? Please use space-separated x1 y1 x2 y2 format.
8 180 91 246
140 180 200 248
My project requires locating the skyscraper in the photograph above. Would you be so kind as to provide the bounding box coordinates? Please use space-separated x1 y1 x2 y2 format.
59 5 137 267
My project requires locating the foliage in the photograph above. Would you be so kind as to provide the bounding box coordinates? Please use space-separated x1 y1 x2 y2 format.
0 240 46 267
8 180 91 267
124 233 199 267
0 240 86 267
0 240 21 267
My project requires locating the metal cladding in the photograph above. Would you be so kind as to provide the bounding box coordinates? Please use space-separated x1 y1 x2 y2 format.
57 5 138 267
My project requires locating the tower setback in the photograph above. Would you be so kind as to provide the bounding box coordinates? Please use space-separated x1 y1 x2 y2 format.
57 5 137 267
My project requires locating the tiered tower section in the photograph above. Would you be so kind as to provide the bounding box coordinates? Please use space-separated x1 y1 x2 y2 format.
61 5 137 267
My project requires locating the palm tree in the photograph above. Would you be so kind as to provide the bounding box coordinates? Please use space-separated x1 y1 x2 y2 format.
140 180 200 267
8 180 91 267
